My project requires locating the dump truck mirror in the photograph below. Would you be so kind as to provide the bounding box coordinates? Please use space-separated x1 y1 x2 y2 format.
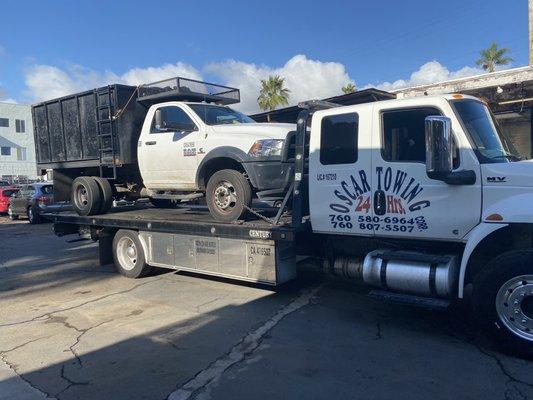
155 109 164 130
425 116 453 180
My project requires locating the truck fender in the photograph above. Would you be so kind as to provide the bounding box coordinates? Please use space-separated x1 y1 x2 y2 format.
196 147 253 188
458 222 508 298
483 193 533 223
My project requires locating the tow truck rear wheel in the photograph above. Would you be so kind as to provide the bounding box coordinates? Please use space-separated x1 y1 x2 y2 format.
206 169 252 222
473 250 533 359
71 176 102 216
112 229 152 278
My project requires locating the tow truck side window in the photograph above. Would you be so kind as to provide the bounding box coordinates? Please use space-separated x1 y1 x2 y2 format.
382 107 459 168
381 107 441 163
150 106 196 134
320 113 358 165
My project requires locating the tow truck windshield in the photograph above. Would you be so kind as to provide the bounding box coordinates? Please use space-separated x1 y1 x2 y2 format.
188 104 255 125
452 99 523 163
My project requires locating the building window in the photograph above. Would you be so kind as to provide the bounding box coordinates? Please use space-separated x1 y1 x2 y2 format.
17 147 27 161
320 112 359 165
1 147 11 156
15 119 25 133
0 118 8 128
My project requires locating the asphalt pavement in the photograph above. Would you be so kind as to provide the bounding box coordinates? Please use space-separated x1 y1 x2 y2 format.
1 218 532 400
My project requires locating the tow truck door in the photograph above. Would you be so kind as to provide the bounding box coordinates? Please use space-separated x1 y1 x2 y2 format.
370 103 481 240
139 105 201 190
308 104 374 236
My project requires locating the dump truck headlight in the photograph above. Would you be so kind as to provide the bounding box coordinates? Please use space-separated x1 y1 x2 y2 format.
248 139 284 157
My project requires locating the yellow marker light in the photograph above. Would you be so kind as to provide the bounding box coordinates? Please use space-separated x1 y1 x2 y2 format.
452 94 464 99
486 213 503 221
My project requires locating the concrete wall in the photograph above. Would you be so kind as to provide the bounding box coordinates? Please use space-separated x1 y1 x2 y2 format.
0 102 37 181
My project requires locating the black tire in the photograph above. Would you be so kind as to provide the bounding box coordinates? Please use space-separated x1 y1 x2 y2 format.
71 177 102 216
472 250 533 359
150 198 179 208
8 205 18 220
112 229 152 278
93 177 114 214
206 169 252 222
27 206 41 224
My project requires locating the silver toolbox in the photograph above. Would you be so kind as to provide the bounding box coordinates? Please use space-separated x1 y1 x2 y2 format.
139 231 296 285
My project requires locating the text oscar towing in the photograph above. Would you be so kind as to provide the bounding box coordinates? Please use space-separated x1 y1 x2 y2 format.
32 77 296 222
52 93 533 358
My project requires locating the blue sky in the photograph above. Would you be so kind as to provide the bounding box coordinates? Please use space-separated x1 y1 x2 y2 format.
0 0 528 112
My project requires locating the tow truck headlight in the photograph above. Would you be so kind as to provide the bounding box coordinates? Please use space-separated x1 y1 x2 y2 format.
248 139 284 157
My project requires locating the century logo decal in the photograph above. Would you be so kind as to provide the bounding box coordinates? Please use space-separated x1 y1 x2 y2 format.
329 167 431 215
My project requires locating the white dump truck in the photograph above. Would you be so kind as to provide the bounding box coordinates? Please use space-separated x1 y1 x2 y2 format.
47 92 533 358
33 77 295 221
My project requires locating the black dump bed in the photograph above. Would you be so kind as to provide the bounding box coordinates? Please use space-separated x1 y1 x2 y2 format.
32 84 147 171
32 77 242 173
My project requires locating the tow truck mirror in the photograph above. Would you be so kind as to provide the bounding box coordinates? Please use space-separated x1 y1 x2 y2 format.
425 116 453 179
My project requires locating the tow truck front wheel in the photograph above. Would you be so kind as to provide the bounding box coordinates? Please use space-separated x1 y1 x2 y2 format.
112 229 152 278
206 169 252 222
473 250 533 359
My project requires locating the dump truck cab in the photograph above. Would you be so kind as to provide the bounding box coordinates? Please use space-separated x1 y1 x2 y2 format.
137 101 294 210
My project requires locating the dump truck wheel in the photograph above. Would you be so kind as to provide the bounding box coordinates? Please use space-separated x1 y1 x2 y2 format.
71 177 102 216
93 177 113 214
206 169 251 222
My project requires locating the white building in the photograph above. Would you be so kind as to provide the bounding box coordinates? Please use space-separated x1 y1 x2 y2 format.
0 102 38 182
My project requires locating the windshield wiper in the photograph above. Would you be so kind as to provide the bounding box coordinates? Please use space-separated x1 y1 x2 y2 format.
490 154 523 161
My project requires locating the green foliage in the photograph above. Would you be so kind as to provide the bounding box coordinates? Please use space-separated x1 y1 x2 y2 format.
476 43 513 73
257 75 290 112
342 83 357 94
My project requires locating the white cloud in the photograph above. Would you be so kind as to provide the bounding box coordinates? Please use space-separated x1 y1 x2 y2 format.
0 98 18 104
0 45 5 56
206 55 354 114
24 62 201 102
373 61 484 91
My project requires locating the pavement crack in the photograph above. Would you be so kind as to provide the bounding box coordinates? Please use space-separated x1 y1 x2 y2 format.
0 351 56 399
67 319 114 367
56 364 90 396
166 283 325 400
194 297 221 313
0 335 50 353
0 277 164 328
374 321 383 340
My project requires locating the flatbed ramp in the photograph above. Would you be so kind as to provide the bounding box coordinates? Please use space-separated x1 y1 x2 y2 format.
50 206 298 285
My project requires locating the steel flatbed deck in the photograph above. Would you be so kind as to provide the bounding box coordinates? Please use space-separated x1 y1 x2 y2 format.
49 205 297 242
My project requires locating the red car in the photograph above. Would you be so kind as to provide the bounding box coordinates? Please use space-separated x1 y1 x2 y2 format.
0 187 20 214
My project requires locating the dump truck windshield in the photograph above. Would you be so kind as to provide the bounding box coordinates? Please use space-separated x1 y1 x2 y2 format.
188 104 255 125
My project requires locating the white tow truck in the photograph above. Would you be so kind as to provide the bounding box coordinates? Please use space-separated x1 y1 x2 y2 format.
47 91 533 358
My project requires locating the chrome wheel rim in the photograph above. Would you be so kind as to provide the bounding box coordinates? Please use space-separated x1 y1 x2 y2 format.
74 184 89 209
116 237 138 271
496 275 533 342
213 181 237 212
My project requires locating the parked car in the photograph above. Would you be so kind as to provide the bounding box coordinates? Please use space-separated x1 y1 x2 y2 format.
0 180 10 187
0 187 20 214
8 183 71 224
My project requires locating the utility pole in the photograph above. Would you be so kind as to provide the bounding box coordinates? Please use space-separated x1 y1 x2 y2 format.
530 0 533 65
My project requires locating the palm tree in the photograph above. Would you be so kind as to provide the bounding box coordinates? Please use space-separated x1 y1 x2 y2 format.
476 43 513 73
342 83 357 94
257 76 290 120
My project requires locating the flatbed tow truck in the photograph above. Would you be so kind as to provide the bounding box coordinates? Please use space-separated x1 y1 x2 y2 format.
42 92 533 358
